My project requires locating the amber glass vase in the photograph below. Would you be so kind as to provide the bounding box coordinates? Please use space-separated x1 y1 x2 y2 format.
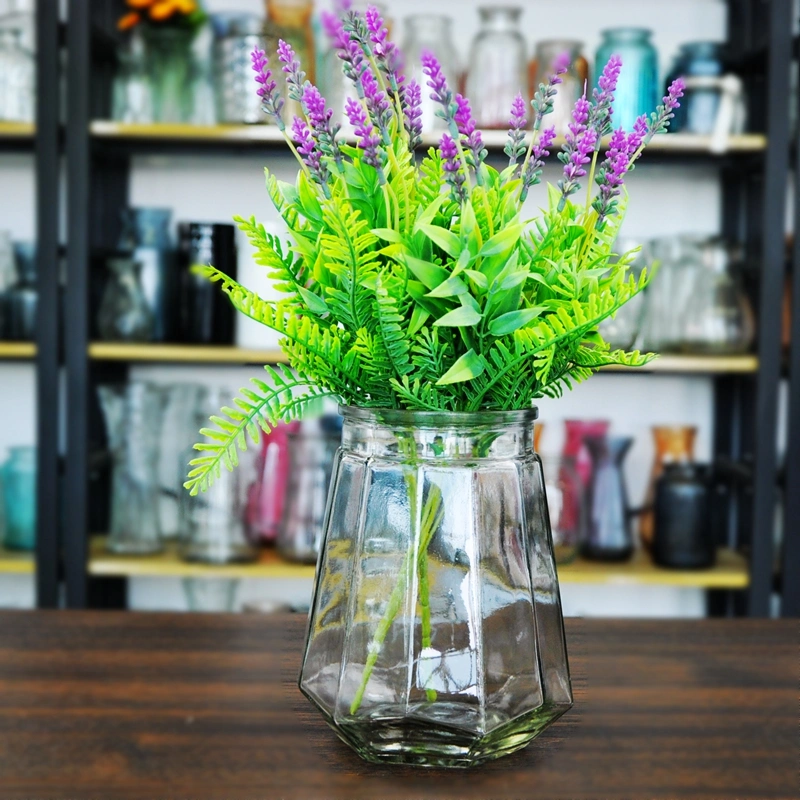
640 426 697 548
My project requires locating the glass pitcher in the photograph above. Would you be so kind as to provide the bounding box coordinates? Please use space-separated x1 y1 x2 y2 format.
1 446 36 551
99 382 164 554
581 434 634 562
402 15 459 133
465 6 527 130
532 41 587 137
97 257 154 342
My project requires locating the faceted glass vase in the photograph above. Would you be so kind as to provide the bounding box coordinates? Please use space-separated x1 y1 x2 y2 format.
299 407 572 768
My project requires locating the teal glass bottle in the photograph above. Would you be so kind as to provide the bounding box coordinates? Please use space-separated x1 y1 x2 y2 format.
1 446 36 551
596 28 659 132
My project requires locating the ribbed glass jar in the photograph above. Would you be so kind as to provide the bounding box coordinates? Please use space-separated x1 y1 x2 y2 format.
299 406 572 768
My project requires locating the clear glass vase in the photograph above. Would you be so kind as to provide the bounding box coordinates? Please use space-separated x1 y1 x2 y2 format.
142 27 196 124
299 406 572 768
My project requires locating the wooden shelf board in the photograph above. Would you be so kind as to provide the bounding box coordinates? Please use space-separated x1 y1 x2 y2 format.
89 122 767 155
601 355 758 374
0 546 35 574
88 343 288 364
0 121 35 139
88 537 747 588
0 342 36 359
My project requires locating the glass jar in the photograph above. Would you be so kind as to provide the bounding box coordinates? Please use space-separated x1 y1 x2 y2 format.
465 6 527 130
97 257 154 342
277 415 342 563
214 16 267 124
1 445 36 551
401 15 459 134
540 452 580 565
299 406 572 768
666 42 724 135
112 28 152 124
679 238 755 355
0 28 33 123
0 0 35 54
595 28 658 133
6 241 36 341
142 26 196 124
532 41 587 137
640 426 697 549
598 238 647 349
99 382 164 555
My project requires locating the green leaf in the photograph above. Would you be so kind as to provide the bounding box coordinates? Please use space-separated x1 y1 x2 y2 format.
404 255 449 290
433 306 482 327
408 305 430 336
488 307 547 336
426 276 468 298
372 227 403 243
414 193 447 231
435 349 486 385
464 269 488 291
297 286 329 315
419 223 461 259
478 223 524 257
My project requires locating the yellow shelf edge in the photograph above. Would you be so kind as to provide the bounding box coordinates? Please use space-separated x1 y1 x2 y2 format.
0 342 37 359
88 538 747 588
602 355 758 374
0 121 35 138
0 548 35 574
88 343 288 364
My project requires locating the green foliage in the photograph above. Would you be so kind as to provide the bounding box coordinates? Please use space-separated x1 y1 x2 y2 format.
185 115 656 492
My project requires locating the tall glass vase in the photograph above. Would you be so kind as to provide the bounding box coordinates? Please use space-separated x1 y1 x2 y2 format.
299 407 572 768
143 27 196 124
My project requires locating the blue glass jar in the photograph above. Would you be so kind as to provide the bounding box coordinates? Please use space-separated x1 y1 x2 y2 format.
1 446 36 551
596 28 658 132
666 42 725 134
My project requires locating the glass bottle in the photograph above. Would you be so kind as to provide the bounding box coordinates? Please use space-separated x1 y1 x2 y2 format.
595 28 658 133
299 407 572 767
540 452 580 565
402 15 459 133
0 0 35 54
0 231 16 338
654 463 715 569
98 382 164 555
532 41 587 137
465 6 527 130
598 238 647 349
119 208 173 342
112 28 153 124
182 578 240 611
1 446 36 551
6 241 36 341
680 238 755 355
666 42 725 135
0 28 34 123
640 425 697 549
277 415 342 563
97 257 154 342
581 434 634 561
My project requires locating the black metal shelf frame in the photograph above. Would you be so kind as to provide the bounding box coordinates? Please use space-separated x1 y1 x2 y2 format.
52 0 797 614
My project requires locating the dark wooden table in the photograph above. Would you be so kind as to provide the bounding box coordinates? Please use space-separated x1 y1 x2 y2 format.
0 612 795 800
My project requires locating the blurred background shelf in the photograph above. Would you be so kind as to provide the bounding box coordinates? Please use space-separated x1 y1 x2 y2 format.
88 343 288 364
0 342 36 360
87 537 747 589
603 355 759 374
0 546 35 575
0 122 35 139
88 122 767 157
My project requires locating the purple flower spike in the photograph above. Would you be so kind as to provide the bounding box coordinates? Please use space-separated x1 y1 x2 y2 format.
365 5 402 93
505 93 528 167
321 12 368 97
531 51 569 130
519 126 555 202
645 77 686 142
302 84 343 170
345 96 385 182
592 127 629 224
421 50 458 131
402 79 423 150
455 93 486 176
440 133 466 203
251 47 285 131
590 54 622 145
277 39 306 104
557 95 596 209
624 114 648 169
362 69 393 145
291 115 330 194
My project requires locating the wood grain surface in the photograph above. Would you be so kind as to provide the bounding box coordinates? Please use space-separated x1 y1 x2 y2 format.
0 612 795 800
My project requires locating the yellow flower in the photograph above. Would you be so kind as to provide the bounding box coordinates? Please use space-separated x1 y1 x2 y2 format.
149 1 178 21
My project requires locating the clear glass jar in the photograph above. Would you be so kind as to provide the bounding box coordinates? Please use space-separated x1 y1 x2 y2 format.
299 406 572 768
112 28 153 124
6 240 36 341
97 257 154 342
142 26 196 124
1 445 36 551
401 15 459 134
598 238 647 349
0 27 33 123
532 40 587 137
595 28 658 132
214 15 267 124
465 6 527 130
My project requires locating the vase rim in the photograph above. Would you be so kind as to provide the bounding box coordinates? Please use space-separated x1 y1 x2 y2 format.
339 405 539 426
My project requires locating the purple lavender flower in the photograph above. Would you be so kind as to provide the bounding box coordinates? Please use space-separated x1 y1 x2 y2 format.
440 133 466 203
519 126 556 202
345 96 385 182
421 50 458 132
362 69 392 145
291 115 330 194
454 94 486 177
589 54 622 145
557 95 597 209
644 78 686 142
321 12 368 97
505 93 528 167
302 84 343 170
365 5 403 93
623 114 648 170
251 47 285 131
592 127 629 224
277 39 306 104
402 79 423 150
531 51 569 130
